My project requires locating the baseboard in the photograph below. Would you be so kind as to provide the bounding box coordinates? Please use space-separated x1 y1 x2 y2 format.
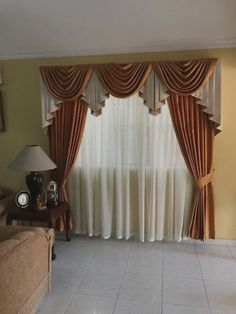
198 238 236 246
56 231 236 246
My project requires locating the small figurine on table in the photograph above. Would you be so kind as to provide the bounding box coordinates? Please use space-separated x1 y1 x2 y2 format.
47 181 58 207
36 190 47 210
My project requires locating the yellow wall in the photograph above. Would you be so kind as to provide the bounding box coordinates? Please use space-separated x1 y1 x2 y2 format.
0 48 236 239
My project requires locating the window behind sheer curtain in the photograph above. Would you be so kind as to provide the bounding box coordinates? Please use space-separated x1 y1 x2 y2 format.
70 94 193 241
77 95 186 168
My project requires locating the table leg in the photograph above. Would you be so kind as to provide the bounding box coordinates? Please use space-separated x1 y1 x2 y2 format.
52 246 56 260
6 215 12 225
65 210 72 241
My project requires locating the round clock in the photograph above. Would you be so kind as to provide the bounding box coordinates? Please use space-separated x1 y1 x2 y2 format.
15 191 31 208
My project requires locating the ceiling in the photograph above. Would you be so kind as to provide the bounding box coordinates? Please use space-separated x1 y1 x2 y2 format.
0 0 236 59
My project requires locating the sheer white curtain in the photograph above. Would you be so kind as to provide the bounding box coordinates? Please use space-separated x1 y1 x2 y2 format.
69 94 194 241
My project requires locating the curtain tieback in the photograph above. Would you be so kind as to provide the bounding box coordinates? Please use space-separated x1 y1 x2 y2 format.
196 170 214 189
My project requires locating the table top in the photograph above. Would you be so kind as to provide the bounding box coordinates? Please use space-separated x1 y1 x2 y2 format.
7 201 70 220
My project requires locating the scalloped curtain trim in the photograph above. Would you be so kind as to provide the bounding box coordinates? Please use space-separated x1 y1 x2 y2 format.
192 61 221 134
40 78 62 132
139 70 169 115
40 59 221 133
81 71 109 116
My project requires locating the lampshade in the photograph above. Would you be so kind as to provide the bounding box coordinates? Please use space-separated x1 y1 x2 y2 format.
9 145 57 172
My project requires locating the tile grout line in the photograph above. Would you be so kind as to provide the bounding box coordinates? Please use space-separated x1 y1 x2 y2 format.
194 241 212 314
63 245 98 314
42 238 231 314
111 239 133 314
228 244 236 265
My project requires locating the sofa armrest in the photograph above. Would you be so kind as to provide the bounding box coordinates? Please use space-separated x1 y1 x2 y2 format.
0 226 53 243
0 227 54 314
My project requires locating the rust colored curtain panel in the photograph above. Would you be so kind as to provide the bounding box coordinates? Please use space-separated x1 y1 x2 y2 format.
168 93 215 240
49 98 88 202
40 59 220 239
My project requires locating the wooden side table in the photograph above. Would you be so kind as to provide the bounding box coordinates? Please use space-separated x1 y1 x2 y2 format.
6 201 72 260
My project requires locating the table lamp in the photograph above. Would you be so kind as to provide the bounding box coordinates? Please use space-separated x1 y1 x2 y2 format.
9 145 57 205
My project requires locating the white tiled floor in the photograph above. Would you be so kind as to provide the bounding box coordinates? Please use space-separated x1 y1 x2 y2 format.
38 236 236 314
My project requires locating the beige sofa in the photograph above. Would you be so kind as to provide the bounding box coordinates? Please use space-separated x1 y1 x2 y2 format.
0 226 54 314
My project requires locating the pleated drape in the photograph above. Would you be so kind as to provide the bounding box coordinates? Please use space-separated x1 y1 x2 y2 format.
48 98 88 202
95 63 152 98
71 95 193 241
40 58 220 240
40 65 93 100
154 59 217 95
168 94 215 240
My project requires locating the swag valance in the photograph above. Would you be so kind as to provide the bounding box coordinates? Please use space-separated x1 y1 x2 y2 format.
40 58 221 241
40 59 221 133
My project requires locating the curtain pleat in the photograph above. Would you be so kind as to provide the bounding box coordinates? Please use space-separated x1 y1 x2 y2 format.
40 59 220 240
95 63 152 98
40 65 93 100
40 60 221 132
49 98 88 202
154 59 217 95
168 93 215 240
70 95 193 241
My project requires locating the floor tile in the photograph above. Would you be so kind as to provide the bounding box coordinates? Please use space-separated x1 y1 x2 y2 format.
125 254 162 275
77 271 122 298
126 242 163 275
200 260 236 282
205 280 236 311
65 295 115 314
91 238 132 254
38 238 236 313
130 242 163 256
50 265 86 297
211 310 236 314
54 248 95 268
118 272 162 302
54 239 71 253
114 299 161 314
163 276 208 308
164 241 196 255
88 252 128 274
196 243 232 260
38 291 73 314
163 245 201 280
162 304 210 314
229 246 236 259
197 244 236 282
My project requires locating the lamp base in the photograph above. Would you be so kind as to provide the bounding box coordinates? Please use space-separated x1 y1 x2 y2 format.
26 172 44 205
